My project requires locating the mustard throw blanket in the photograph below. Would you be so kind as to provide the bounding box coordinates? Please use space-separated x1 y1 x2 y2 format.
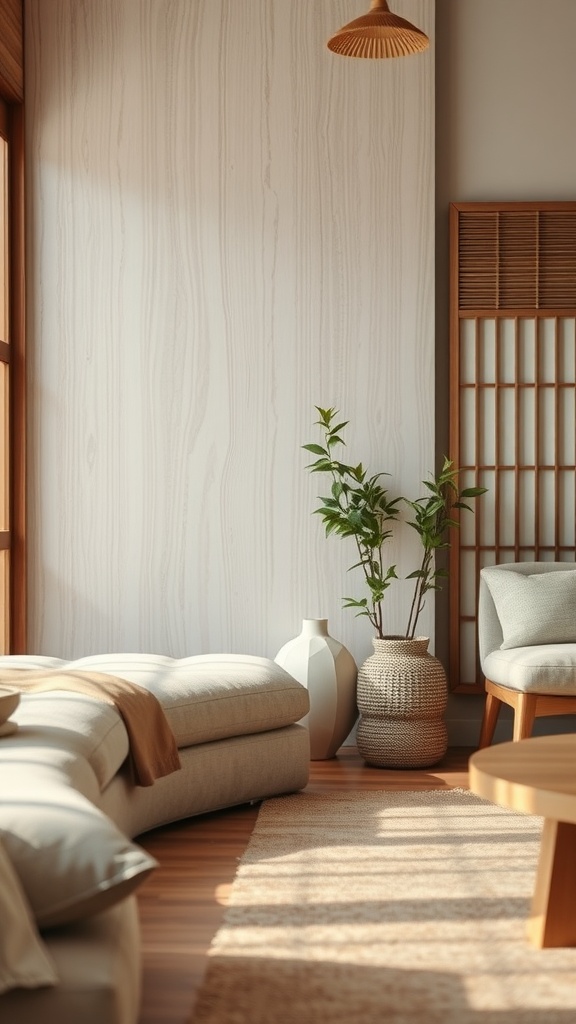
0 669 182 786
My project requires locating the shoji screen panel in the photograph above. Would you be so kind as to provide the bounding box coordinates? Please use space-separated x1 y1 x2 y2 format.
449 202 576 693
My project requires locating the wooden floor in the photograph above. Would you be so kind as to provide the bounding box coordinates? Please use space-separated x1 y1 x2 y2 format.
136 746 473 1024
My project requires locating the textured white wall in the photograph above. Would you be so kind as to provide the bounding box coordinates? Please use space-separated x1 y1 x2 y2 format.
25 0 435 663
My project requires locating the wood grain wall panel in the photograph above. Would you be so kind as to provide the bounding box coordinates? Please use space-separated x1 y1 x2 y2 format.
25 1 434 662
0 0 23 101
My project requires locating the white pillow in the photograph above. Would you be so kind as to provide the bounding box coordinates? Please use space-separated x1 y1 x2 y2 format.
483 567 576 650
0 781 158 928
0 838 58 994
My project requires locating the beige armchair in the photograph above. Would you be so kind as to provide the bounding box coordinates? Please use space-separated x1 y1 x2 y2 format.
477 561 576 748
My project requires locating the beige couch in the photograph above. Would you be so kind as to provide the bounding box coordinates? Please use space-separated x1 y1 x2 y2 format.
0 652 310 1024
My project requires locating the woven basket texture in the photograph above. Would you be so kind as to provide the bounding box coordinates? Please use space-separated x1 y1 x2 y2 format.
356 636 448 768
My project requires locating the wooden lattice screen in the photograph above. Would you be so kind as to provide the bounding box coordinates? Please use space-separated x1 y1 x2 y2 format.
448 201 576 693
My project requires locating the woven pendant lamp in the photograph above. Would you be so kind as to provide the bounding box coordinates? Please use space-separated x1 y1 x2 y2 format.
327 0 429 59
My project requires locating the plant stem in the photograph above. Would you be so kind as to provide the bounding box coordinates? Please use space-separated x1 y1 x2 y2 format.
353 533 380 635
322 425 383 637
405 549 432 639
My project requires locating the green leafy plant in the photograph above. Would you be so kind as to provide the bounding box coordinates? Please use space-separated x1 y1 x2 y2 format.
302 407 401 639
403 456 486 639
303 407 486 640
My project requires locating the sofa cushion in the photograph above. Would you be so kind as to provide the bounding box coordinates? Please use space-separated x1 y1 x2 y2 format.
55 653 309 746
1 656 130 788
9 692 129 791
0 654 308 757
2 670 181 787
0 898 141 1024
482 566 576 650
0 758 157 927
0 839 58 994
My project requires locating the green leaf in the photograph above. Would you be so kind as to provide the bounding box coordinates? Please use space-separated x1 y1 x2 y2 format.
302 443 327 456
347 465 363 483
315 407 335 425
306 459 333 473
446 476 459 491
422 498 445 515
347 509 365 530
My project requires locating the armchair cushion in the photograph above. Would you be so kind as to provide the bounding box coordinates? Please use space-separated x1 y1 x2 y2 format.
483 644 576 694
481 566 576 650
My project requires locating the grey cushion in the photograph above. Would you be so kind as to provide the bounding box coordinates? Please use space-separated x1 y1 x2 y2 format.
483 644 576 694
481 566 576 650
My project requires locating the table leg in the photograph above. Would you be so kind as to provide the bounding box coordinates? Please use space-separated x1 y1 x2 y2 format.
526 818 576 948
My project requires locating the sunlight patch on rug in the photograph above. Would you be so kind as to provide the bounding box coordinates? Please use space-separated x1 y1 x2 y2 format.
189 789 576 1023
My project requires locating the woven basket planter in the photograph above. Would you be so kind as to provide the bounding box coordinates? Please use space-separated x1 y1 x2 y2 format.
356 636 448 769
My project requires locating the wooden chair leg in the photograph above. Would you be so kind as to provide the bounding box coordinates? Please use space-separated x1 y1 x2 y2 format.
478 690 502 749
512 692 537 741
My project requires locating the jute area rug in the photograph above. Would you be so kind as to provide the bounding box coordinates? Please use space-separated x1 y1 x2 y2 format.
189 789 576 1024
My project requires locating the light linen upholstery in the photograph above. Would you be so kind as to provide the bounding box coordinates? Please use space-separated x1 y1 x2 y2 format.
2 653 309 755
65 653 309 746
479 562 576 695
9 693 129 790
0 840 58 995
0 898 141 1024
481 566 576 649
102 724 311 839
2 670 181 787
0 756 157 927
483 644 576 695
0 650 311 1023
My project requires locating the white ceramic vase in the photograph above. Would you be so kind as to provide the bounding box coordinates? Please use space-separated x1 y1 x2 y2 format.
275 618 358 760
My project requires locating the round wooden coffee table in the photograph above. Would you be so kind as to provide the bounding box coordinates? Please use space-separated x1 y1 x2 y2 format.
469 732 576 948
